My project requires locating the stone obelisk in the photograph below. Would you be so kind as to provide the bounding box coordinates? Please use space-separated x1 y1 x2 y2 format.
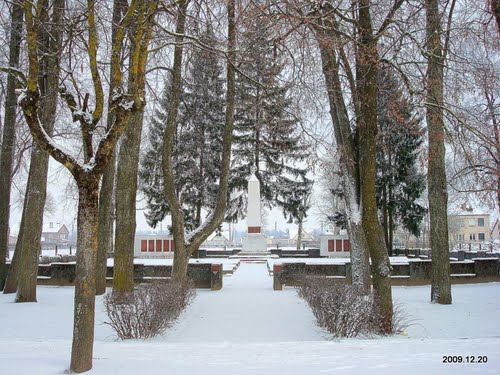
242 171 267 252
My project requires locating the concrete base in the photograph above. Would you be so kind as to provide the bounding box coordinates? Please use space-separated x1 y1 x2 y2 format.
242 234 268 252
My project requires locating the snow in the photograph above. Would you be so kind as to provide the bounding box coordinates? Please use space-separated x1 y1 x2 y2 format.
267 256 416 269
1 263 499 374
119 100 135 111
106 257 240 272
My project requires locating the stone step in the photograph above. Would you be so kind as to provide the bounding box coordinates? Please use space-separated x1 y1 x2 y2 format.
230 252 277 263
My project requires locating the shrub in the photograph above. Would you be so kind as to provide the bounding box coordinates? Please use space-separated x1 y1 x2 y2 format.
297 277 405 338
104 280 195 340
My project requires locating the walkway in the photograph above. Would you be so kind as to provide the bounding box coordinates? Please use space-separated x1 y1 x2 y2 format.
164 262 326 343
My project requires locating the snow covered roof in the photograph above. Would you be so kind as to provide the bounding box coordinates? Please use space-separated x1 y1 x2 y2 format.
448 202 490 216
42 222 69 234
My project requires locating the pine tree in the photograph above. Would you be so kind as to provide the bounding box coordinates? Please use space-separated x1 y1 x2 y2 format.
181 27 225 226
140 28 225 231
229 10 312 223
140 77 172 228
376 67 427 254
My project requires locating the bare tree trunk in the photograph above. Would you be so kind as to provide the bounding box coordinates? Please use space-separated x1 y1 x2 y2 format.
162 0 190 281
3 202 25 293
492 0 500 36
316 39 371 292
16 0 64 302
96 0 128 296
426 0 452 304
164 0 237 280
357 0 393 333
0 1 23 291
113 111 144 293
382 184 389 250
96 157 114 295
388 203 394 254
70 178 99 373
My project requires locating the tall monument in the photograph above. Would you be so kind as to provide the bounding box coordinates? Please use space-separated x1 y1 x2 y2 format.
242 171 267 251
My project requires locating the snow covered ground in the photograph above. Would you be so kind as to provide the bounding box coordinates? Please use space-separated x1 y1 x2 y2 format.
267 256 421 269
107 257 241 273
1 262 499 374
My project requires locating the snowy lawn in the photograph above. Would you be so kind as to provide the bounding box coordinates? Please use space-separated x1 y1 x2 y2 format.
0 262 499 374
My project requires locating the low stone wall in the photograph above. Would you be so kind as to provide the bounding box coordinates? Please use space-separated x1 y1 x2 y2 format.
37 262 223 290
272 258 500 290
270 248 321 258
393 248 500 261
197 249 241 258
39 254 77 264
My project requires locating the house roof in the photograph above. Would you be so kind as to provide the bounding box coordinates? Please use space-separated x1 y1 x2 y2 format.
42 222 69 234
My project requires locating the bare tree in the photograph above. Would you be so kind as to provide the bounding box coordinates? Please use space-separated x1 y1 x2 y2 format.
306 0 403 332
14 0 65 302
425 0 453 305
96 0 129 296
0 0 23 291
162 0 237 280
113 110 144 293
17 0 157 371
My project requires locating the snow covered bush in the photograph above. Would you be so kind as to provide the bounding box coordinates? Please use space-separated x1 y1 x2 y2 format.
104 280 195 340
297 277 399 338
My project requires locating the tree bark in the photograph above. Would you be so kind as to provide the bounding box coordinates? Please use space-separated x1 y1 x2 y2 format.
426 0 452 304
16 0 64 303
70 177 99 373
382 183 389 251
356 0 393 333
0 1 23 291
164 0 236 280
3 203 24 293
316 37 371 292
96 156 114 295
96 0 128 296
162 0 190 281
492 0 500 37
113 111 144 293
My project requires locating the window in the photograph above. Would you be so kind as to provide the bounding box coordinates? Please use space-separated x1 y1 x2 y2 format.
335 239 342 252
470 233 476 241
478 218 485 227
328 240 334 252
468 219 476 227
478 233 485 241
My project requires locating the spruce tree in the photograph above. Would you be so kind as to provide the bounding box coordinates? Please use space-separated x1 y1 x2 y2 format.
376 67 427 253
140 28 225 231
230 11 312 223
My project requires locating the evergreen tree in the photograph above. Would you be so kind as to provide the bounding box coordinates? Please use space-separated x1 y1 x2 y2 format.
181 26 225 226
140 28 225 231
376 67 427 253
229 10 312 223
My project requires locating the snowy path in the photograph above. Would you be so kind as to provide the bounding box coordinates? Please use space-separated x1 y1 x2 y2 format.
1 264 500 374
164 262 326 342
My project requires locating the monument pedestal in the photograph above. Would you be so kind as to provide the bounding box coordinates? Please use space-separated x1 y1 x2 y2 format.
242 234 268 252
